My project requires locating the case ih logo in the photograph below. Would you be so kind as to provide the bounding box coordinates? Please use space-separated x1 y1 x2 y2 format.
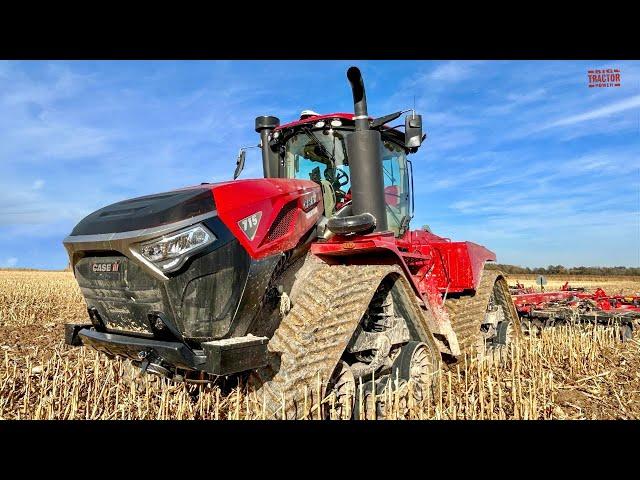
588 68 621 88
301 192 319 212
92 261 120 273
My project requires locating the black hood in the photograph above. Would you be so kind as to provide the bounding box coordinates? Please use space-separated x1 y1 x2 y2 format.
71 187 216 236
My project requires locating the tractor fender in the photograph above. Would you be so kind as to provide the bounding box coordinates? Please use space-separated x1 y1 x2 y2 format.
311 238 461 357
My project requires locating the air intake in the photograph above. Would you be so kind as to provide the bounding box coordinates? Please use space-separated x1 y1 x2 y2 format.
262 201 298 244
263 202 297 244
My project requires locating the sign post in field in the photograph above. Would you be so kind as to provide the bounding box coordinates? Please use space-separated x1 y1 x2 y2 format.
537 274 547 292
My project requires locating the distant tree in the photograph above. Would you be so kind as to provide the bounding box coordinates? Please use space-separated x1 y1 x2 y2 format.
488 263 639 276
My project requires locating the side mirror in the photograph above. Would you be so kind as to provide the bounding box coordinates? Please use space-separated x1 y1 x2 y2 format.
405 113 423 148
233 149 246 180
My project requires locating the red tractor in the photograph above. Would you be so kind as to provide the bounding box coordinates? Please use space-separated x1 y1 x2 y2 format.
63 67 519 418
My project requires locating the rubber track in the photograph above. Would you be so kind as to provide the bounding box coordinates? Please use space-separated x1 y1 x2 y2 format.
444 270 518 356
250 264 405 419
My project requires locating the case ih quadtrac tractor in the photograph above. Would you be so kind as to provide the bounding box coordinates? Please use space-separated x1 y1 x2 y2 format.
63 67 519 418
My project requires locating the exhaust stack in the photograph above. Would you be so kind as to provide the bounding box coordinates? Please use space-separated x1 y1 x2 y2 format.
255 115 280 178
344 67 388 232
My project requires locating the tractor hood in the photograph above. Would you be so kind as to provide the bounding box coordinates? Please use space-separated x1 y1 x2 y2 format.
63 179 322 279
61 178 322 343
71 186 216 236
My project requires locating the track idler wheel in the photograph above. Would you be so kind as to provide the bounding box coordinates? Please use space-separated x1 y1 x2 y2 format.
391 341 437 404
323 361 356 420
354 341 438 419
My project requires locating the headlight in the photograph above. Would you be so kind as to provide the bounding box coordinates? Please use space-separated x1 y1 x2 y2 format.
136 224 215 272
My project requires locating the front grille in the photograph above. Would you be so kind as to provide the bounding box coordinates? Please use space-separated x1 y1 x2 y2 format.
75 255 162 336
263 201 297 244
67 217 253 342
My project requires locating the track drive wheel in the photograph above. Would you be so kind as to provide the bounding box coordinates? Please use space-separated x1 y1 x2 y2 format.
356 341 438 419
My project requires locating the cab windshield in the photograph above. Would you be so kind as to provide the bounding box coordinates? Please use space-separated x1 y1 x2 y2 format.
283 128 412 236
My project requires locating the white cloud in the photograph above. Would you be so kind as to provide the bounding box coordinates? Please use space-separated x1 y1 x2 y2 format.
429 61 481 83
0 65 116 164
506 88 548 103
425 129 477 153
426 164 498 190
450 200 476 211
486 88 548 115
1 62 94 107
0 181 91 228
0 61 294 236
544 94 640 129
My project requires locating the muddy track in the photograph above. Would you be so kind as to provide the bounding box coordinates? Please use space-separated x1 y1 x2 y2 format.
444 270 519 356
250 263 434 419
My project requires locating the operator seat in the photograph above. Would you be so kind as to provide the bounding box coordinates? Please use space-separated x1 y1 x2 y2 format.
309 166 337 217
319 180 336 217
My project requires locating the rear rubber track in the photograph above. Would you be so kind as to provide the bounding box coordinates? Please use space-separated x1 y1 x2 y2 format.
444 270 520 358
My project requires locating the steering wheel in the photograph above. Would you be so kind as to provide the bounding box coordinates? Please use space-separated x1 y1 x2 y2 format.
334 168 350 188
325 168 349 203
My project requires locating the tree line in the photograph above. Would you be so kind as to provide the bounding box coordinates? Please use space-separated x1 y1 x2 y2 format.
485 263 640 276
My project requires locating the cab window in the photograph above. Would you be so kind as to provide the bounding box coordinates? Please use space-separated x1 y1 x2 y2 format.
381 140 411 236
283 130 351 215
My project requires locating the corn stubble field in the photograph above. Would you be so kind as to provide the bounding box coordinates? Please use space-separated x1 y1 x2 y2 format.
508 274 640 295
1 270 639 420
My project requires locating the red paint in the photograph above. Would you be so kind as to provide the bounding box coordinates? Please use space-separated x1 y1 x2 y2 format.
512 287 640 314
212 178 322 259
276 113 362 131
394 228 495 294
276 112 401 134
384 185 399 207
512 291 576 312
311 230 494 295
311 225 498 332
336 191 352 211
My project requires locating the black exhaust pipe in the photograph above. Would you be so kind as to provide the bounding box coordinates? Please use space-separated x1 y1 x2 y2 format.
255 115 280 178
344 67 388 232
347 66 369 132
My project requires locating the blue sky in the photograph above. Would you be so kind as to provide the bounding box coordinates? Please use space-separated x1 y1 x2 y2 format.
0 60 638 269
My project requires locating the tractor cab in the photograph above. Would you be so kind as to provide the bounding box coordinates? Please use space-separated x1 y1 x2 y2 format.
270 113 419 237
